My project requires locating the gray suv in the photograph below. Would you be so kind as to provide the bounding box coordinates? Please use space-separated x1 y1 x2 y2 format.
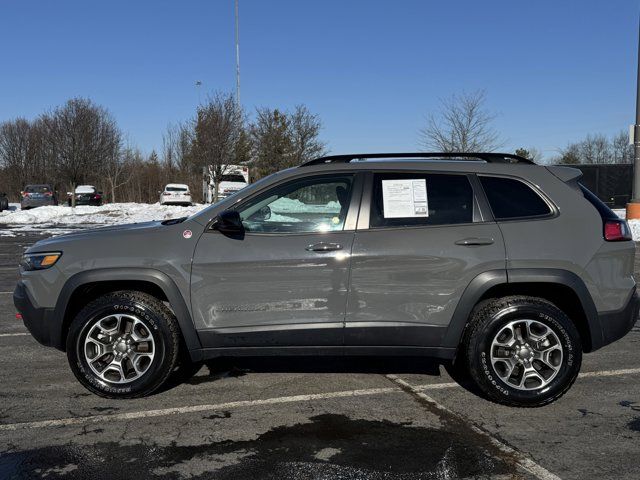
14 153 638 406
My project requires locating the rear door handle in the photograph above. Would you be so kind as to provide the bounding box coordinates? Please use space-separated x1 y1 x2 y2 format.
455 237 494 246
306 242 343 252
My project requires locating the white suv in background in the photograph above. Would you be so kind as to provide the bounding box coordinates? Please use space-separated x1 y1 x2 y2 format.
159 184 192 206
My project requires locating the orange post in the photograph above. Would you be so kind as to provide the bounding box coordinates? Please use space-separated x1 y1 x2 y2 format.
627 203 640 220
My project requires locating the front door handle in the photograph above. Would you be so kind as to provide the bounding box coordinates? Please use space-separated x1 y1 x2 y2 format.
455 237 494 246
306 242 343 252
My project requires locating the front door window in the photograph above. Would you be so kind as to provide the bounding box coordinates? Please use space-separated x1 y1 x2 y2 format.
237 175 354 233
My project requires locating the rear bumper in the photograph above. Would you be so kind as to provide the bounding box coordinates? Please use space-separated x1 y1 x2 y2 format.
13 281 62 350
21 198 56 208
596 288 639 349
161 197 192 205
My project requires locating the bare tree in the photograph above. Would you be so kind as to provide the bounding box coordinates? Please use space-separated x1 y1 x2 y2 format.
250 105 327 178
514 147 543 163
580 133 610 164
419 90 503 152
103 144 135 203
45 98 121 206
612 130 633 164
0 119 32 194
191 93 245 202
289 105 327 164
556 131 630 165
250 108 293 178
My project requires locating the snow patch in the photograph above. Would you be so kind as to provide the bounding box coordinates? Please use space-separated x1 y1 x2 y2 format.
270 197 341 214
0 202 208 235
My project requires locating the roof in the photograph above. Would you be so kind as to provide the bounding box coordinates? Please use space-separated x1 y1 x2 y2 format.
300 152 534 167
75 185 96 193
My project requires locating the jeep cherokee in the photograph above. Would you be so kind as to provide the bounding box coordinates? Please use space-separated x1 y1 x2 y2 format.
14 152 638 406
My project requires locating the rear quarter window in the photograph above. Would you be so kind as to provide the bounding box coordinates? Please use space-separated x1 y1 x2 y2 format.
479 176 551 220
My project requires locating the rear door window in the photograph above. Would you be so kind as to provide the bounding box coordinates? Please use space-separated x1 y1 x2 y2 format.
370 172 474 228
479 176 551 220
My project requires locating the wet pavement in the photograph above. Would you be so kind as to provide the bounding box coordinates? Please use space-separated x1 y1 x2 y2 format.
0 232 639 479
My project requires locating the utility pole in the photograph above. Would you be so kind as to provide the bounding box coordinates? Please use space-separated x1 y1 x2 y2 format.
629 14 640 219
235 0 241 108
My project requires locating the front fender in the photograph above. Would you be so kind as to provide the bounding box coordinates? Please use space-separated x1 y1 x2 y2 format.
55 268 202 357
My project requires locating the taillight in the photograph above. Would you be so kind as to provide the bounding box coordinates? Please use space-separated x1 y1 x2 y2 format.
94 194 101 200
44 192 52 197
604 219 632 242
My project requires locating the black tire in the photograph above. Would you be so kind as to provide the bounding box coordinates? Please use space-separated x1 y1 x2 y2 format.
462 296 582 407
66 291 180 399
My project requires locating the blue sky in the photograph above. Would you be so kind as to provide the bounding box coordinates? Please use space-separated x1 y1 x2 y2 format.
0 0 638 160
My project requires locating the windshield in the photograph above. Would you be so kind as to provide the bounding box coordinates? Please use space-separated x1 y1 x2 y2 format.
25 185 51 193
220 174 247 183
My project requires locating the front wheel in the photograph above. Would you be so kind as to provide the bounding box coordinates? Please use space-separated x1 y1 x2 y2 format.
66 291 180 398
463 296 582 407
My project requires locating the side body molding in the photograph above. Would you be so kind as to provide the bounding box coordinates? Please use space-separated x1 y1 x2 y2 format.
55 268 202 358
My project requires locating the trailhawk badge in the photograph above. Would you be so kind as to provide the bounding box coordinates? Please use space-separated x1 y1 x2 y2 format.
182 230 193 239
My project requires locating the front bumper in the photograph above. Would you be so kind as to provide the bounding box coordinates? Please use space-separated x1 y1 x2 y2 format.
13 281 62 350
597 289 639 349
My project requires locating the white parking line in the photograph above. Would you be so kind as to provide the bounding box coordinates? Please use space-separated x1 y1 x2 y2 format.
0 332 29 337
580 367 640 378
412 367 640 392
1 366 639 433
0 387 398 432
0 291 13 294
386 374 561 480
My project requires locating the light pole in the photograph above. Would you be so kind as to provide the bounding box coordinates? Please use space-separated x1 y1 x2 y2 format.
195 80 202 105
628 14 640 219
235 0 241 108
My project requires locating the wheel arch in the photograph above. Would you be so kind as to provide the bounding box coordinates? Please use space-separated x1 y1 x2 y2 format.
444 268 602 354
55 268 202 358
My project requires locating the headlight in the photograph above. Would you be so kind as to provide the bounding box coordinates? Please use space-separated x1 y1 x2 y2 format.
20 252 62 271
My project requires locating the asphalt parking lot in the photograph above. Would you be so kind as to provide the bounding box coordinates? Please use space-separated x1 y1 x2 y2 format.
0 233 639 480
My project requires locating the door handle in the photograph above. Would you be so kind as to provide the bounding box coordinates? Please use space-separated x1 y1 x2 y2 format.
455 237 494 246
306 242 343 252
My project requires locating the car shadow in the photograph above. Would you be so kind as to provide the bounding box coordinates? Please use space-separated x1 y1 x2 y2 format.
161 356 445 388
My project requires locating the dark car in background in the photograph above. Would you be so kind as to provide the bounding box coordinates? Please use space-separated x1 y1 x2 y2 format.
67 185 103 206
20 184 58 210
0 193 8 211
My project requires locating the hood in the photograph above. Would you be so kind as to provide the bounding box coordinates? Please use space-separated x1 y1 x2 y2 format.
27 220 163 252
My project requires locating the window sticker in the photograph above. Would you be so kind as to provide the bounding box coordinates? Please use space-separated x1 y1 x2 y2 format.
381 179 428 218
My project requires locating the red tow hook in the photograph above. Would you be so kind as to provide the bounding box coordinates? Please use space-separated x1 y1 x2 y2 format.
15 313 22 320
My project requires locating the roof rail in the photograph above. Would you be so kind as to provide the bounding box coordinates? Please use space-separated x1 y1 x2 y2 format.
299 152 534 167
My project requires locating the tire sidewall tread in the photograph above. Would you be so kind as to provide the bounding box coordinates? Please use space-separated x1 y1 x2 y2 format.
464 295 582 407
66 290 180 399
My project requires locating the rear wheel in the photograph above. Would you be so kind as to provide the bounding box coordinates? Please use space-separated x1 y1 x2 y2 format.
462 296 582 407
66 291 180 398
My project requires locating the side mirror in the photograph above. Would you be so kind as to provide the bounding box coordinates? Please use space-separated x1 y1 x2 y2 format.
214 210 244 235
258 206 271 220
